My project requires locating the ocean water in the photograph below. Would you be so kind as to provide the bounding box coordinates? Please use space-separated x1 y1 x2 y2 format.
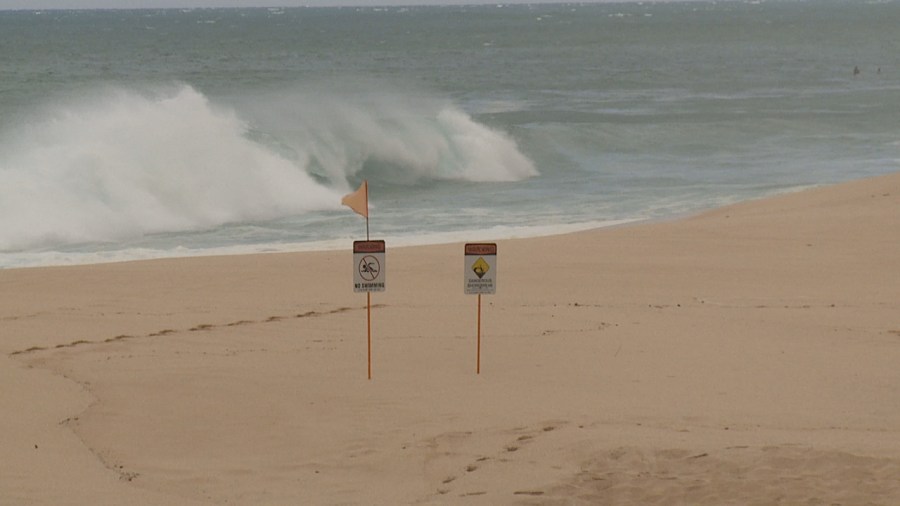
1 1 898 268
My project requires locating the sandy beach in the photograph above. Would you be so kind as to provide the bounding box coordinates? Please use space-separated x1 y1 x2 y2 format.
3 172 900 505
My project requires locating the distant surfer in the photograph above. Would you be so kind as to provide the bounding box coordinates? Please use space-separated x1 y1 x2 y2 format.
854 65 860 76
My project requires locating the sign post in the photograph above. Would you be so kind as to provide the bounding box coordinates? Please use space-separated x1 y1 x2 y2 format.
354 240 386 379
464 243 497 374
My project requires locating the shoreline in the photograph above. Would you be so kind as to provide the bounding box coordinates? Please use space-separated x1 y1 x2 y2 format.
3 172 900 504
0 217 639 271
0 179 826 271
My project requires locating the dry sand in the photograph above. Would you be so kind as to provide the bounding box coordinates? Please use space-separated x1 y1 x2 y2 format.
3 173 900 505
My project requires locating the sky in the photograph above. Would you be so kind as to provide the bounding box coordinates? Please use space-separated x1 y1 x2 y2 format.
2 0 617 8
3 0 657 10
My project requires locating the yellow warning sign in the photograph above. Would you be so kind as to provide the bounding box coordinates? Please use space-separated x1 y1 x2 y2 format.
472 257 490 279
464 243 496 295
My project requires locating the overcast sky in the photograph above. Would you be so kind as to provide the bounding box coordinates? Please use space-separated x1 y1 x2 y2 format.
3 0 657 10
0 0 630 8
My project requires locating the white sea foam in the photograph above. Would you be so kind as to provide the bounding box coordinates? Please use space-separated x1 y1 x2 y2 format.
0 219 637 269
0 84 537 253
233 83 538 187
0 86 342 252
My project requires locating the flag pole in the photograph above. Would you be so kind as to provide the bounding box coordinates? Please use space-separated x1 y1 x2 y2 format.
365 182 370 378
342 179 373 379
365 181 370 241
366 181 371 378
476 293 482 374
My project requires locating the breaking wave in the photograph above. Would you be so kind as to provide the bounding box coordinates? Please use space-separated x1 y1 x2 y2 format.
0 84 536 251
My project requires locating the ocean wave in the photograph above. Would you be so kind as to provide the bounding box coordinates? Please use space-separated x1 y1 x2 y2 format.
230 82 538 185
0 84 536 252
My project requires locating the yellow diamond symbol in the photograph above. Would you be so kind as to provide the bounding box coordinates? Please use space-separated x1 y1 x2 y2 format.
472 257 490 279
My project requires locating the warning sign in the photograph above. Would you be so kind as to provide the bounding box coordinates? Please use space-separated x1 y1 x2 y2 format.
464 243 497 295
471 257 490 279
353 240 386 292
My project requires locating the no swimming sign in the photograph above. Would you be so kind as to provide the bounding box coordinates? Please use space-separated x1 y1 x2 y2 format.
353 240 386 293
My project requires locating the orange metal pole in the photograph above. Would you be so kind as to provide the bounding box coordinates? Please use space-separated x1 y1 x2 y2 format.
476 293 482 374
367 291 372 380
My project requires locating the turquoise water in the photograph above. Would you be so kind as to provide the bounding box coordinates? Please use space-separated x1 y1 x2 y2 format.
1 1 899 267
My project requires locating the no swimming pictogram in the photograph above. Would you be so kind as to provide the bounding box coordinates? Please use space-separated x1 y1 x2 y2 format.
358 255 380 281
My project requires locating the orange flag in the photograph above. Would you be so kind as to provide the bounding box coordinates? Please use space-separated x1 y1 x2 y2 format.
341 180 368 218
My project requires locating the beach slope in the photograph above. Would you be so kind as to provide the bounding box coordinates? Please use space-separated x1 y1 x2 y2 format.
3 173 900 504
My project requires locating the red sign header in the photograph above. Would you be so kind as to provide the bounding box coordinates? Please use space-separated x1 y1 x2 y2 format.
353 240 385 253
465 243 497 256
